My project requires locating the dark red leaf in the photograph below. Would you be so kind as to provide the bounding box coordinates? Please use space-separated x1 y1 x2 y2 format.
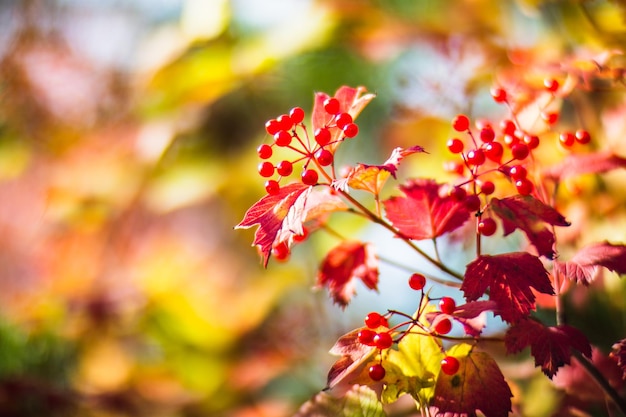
317 240 379 308
505 318 591 378
236 183 309 267
326 328 377 389
461 253 554 323
383 179 471 240
543 151 626 180
610 338 626 381
554 241 626 285
490 195 570 259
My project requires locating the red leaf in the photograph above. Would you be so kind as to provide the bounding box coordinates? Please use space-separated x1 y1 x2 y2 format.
554 241 626 285
326 328 377 390
383 179 471 240
317 240 379 308
426 301 497 337
236 183 309 266
505 318 592 378
543 151 626 180
490 195 570 259
461 253 554 323
610 338 626 381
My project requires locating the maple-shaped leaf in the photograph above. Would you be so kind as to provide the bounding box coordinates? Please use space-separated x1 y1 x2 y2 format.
610 338 626 381
317 240 379 308
490 195 570 259
426 300 498 337
461 252 554 323
553 241 626 285
383 179 471 240
337 145 427 195
431 344 513 417
543 151 626 180
293 384 386 417
505 318 592 378
312 86 376 152
236 183 310 266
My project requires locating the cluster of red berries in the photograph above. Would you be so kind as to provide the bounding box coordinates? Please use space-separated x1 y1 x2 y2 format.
257 98 359 195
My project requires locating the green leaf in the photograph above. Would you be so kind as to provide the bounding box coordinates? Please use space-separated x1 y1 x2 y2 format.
294 384 386 417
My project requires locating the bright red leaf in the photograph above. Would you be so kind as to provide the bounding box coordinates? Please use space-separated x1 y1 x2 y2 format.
461 252 554 323
505 318 592 378
383 179 471 240
317 240 379 308
543 151 626 180
236 183 309 267
554 241 626 285
490 195 570 259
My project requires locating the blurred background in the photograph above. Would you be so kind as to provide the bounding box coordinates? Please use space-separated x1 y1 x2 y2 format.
0 0 625 416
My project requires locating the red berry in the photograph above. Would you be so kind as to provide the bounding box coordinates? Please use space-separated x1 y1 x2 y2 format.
276 160 293 176
314 127 331 146
369 364 386 381
559 131 575 148
274 130 292 147
365 312 386 329
515 178 534 195
335 112 353 129
258 161 274 177
293 227 309 242
434 318 452 334
452 114 470 132
490 87 507 103
265 180 280 195
272 241 290 261
480 126 495 143
449 186 467 202
289 107 305 124
323 97 341 115
443 160 464 175
523 134 540 149
358 329 376 346
478 218 497 236
511 143 530 160
276 114 293 131
466 149 485 166
480 181 495 195
373 332 393 349
439 297 456 314
441 356 460 375
316 149 333 166
257 143 273 159
575 129 591 144
509 165 527 180
485 142 504 162
447 138 464 154
265 119 281 135
544 78 559 93
301 169 319 185
541 111 559 125
499 119 516 136
343 123 359 138
464 194 481 212
409 273 426 291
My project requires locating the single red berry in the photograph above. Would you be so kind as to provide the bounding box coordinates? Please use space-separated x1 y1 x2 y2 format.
257 143 273 159
434 318 452 334
544 78 559 93
490 87 507 103
276 160 293 176
575 129 591 144
365 312 387 329
368 364 386 381
274 130 292 147
443 160 464 175
323 97 341 115
265 119 281 135
272 241 290 261
511 143 530 160
316 149 333 166
314 127 331 146
515 178 534 195
258 161 274 177
541 111 559 125
358 329 376 346
523 134 540 149
484 142 504 162
478 218 497 236
480 126 495 143
409 273 426 291
289 107 305 124
265 180 280 195
499 119 516 136
441 356 460 375
439 297 456 314
464 194 481 212
373 332 393 349
276 114 293 131
449 186 467 202
452 114 470 132
466 149 486 166
335 112 353 129
480 181 495 195
559 131 575 148
301 169 319 185
509 165 527 180
293 227 309 242
447 138 464 154
343 123 359 138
